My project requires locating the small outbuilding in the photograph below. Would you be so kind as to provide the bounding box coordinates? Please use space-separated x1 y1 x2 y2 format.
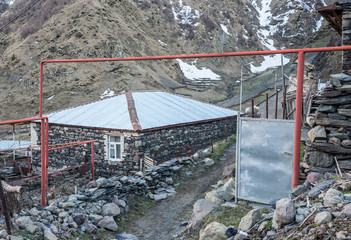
31 91 237 174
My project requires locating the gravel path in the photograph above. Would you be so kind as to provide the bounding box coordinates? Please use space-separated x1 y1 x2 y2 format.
126 143 236 240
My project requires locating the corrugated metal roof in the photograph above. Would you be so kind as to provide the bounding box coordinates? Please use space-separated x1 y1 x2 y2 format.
46 94 134 130
0 140 31 151
45 91 237 131
133 92 236 130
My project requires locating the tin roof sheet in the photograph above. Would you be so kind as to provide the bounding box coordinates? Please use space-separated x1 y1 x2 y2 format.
45 91 237 131
0 140 31 151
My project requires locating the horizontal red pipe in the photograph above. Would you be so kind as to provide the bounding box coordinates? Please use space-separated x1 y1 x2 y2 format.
40 46 351 64
0 117 46 126
0 140 98 153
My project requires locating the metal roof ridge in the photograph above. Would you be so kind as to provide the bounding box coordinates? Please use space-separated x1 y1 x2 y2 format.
125 92 143 131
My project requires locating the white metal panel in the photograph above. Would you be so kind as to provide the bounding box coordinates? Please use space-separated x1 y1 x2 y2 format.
0 140 31 150
47 94 134 130
235 117 294 204
133 92 237 130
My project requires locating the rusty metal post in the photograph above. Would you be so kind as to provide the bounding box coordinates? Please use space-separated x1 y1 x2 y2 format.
251 98 254 118
45 118 49 203
91 142 95 181
282 85 287 119
293 51 305 188
275 90 278 119
0 178 11 234
40 119 46 206
266 93 269 119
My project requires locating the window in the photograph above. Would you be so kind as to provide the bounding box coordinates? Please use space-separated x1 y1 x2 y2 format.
109 136 121 161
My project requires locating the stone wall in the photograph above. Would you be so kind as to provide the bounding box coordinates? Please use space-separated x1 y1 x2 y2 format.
31 117 236 174
123 118 236 165
343 3 351 74
304 73 351 173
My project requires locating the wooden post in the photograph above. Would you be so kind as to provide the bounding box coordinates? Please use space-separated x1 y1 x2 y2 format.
0 177 11 235
251 98 254 118
266 93 269 119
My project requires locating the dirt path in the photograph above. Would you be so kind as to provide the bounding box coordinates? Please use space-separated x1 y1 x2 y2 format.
126 144 236 240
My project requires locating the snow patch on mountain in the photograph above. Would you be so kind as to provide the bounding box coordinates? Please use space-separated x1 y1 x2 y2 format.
171 0 201 25
251 0 289 73
176 59 221 81
220 24 231 36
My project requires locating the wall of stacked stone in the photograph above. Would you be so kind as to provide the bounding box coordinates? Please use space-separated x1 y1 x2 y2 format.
123 118 236 165
31 117 236 175
304 73 351 173
343 4 351 74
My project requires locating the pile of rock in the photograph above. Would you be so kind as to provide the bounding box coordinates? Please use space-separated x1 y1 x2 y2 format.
2 151 210 239
189 171 351 239
304 73 351 173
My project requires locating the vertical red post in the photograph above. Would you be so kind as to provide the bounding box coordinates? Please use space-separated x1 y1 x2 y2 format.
40 119 46 206
45 118 49 200
39 62 44 118
293 51 305 188
91 142 95 181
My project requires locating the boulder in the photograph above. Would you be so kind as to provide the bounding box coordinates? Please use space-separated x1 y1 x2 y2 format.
44 228 58 240
0 229 7 239
191 199 219 229
342 203 351 218
308 180 334 198
199 222 227 240
324 189 344 205
98 216 118 231
306 172 323 185
272 198 296 229
238 208 262 232
222 165 235 179
216 178 235 202
292 185 308 197
314 212 332 225
306 151 334 168
29 207 40 217
308 126 326 142
204 158 214 166
102 203 121 216
205 191 224 205
115 233 139 240
15 216 33 228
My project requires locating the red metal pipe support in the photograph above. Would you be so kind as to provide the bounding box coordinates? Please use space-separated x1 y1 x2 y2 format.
40 118 46 206
91 142 95 181
293 51 305 188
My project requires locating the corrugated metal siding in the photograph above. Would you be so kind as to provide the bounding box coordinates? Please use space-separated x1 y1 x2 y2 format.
133 92 236 130
0 140 31 151
45 91 237 131
46 94 134 130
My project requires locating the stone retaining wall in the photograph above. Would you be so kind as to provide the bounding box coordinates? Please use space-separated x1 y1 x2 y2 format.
304 73 351 173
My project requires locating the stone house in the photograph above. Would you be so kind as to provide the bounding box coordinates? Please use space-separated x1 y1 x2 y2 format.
30 91 237 174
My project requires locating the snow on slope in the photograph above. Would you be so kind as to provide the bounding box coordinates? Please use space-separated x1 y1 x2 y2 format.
176 59 221 81
251 0 290 73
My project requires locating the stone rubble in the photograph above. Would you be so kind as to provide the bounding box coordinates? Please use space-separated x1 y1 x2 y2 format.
1 151 213 239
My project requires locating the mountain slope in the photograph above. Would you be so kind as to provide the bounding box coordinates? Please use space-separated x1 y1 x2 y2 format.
0 0 343 120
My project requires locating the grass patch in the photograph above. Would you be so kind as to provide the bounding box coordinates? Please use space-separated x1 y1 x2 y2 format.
264 219 273 231
116 195 155 233
300 143 306 162
202 205 252 228
207 135 236 163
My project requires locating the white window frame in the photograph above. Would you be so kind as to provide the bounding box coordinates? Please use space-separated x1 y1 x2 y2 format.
107 135 123 161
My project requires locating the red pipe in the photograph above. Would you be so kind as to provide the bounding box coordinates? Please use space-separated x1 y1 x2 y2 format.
45 118 49 201
293 51 305 188
91 142 94 181
40 118 46 206
39 62 44 118
0 117 43 126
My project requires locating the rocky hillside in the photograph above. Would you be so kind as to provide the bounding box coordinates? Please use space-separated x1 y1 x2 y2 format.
0 0 343 120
